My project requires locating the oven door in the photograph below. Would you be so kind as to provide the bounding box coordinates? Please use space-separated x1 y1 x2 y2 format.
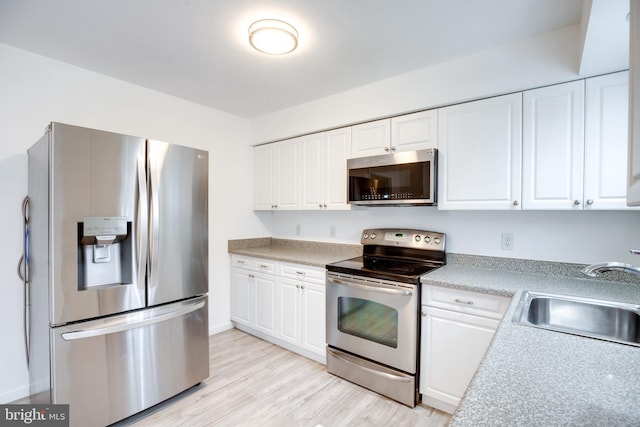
326 272 418 373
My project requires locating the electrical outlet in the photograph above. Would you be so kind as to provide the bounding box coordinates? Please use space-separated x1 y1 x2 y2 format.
501 233 514 250
295 224 300 236
330 225 336 238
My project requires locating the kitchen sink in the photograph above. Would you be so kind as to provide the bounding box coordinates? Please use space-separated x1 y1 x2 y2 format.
513 291 640 347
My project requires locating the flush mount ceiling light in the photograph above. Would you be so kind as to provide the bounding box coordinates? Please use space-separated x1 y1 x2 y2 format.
249 19 298 55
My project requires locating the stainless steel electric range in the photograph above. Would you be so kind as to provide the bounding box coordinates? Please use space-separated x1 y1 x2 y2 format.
325 228 446 407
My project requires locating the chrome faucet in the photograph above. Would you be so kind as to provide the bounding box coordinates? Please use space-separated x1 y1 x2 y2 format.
581 261 640 278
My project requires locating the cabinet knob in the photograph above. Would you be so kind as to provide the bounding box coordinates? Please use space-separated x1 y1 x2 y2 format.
390 146 396 152
323 204 327 208
301 285 305 289
296 284 300 289
512 200 519 206
573 199 581 206
319 203 323 208
586 199 594 205
384 146 390 152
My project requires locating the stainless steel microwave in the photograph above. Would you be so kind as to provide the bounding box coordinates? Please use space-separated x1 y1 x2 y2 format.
347 149 437 206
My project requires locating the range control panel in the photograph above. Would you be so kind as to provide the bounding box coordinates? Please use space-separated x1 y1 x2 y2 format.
360 228 446 251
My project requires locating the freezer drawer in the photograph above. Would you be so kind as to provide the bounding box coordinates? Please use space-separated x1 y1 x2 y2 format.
50 296 209 427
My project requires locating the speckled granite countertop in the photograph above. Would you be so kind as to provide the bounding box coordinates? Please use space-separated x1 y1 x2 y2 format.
228 237 361 268
422 258 640 426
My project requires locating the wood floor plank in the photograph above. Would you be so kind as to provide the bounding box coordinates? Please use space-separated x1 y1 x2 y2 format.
115 328 451 427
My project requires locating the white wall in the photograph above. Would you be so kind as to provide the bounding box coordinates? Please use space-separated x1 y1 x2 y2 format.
0 43 269 403
266 208 640 265
251 24 640 265
250 25 586 144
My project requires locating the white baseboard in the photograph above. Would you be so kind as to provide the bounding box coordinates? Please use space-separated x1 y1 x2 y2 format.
0 384 30 404
209 321 233 336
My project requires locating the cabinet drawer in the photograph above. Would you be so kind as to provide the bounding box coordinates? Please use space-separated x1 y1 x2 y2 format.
231 255 256 270
423 285 511 320
254 259 277 274
279 262 326 283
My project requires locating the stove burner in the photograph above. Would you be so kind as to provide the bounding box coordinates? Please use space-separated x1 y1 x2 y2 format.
326 228 446 285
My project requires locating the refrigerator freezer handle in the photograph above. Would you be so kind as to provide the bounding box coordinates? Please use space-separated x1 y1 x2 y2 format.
61 299 205 341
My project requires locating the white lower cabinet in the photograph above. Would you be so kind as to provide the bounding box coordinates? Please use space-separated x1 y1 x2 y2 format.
230 256 277 335
420 285 510 414
230 255 326 364
277 262 326 359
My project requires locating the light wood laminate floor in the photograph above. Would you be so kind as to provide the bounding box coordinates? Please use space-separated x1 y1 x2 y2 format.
116 328 451 427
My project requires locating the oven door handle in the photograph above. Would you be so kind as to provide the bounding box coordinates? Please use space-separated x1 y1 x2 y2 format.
328 277 413 297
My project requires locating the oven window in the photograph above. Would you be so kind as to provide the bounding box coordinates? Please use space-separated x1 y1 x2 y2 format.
337 297 398 348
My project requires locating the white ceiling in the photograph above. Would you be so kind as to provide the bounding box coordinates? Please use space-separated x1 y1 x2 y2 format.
0 0 624 119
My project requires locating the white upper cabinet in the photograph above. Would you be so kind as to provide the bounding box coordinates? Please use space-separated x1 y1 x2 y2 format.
391 110 438 151
276 139 300 209
351 112 437 158
522 80 585 209
585 72 634 210
351 119 391 158
254 139 299 210
522 75 634 210
324 128 352 209
299 132 325 210
254 144 276 210
437 93 523 210
299 128 352 210
628 1 640 206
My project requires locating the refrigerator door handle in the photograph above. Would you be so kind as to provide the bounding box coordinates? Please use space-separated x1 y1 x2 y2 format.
147 141 160 292
137 150 148 294
61 299 205 341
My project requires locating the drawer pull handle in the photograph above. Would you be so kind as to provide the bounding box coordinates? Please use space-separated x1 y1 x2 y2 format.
259 264 269 269
454 298 474 305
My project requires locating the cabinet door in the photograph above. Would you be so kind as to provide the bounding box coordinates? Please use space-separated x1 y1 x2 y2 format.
253 273 277 336
585 72 635 210
391 110 438 151
254 144 275 210
351 119 391 158
438 93 522 210
301 281 326 357
522 81 585 209
231 268 252 326
420 306 500 414
324 127 352 210
629 1 640 205
277 277 301 346
299 132 326 210
276 138 300 209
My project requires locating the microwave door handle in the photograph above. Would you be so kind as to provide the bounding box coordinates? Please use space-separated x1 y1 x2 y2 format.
328 277 413 297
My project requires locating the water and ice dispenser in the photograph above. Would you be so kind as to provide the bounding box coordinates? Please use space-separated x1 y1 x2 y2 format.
77 216 133 289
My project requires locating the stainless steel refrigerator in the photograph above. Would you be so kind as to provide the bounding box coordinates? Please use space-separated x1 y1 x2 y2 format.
27 122 209 427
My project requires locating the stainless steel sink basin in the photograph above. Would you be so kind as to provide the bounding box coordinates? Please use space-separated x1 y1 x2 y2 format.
513 291 640 347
